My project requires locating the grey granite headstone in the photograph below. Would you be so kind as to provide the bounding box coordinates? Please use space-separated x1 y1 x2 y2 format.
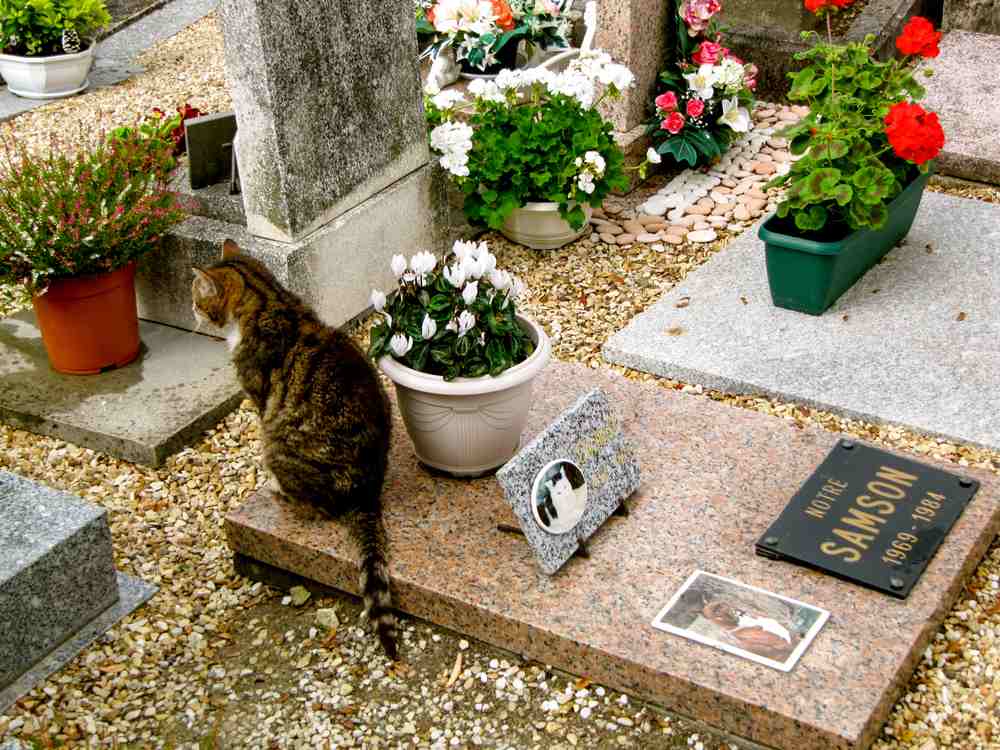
496 388 641 574
0 472 156 712
218 0 430 242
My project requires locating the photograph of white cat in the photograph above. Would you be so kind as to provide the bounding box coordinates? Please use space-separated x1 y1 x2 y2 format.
531 460 588 535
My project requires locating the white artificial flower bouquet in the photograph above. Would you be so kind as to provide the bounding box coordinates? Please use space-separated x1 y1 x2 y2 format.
368 239 533 381
424 51 644 231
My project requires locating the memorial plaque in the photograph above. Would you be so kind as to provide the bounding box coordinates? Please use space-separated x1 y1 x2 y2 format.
496 388 641 575
756 439 980 598
185 112 237 190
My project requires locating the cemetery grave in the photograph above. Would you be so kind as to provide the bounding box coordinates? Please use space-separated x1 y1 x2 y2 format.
2 0 1000 748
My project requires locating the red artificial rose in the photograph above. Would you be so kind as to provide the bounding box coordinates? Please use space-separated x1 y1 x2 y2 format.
896 16 941 58
655 91 678 112
884 101 945 165
691 40 728 65
686 98 705 117
491 0 516 31
662 112 686 134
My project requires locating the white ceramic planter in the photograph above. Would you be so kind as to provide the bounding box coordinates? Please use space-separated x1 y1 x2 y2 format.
500 201 592 250
0 44 95 99
378 315 551 477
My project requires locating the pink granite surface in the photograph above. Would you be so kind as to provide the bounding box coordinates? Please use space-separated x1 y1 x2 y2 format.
226 362 1000 750
595 0 672 132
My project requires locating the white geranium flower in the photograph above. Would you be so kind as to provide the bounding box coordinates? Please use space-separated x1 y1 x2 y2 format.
718 97 752 133
390 254 407 277
431 89 466 110
369 289 386 312
421 314 438 340
443 262 467 288
577 172 596 194
467 78 505 103
390 333 413 357
462 281 479 306
646 147 662 164
457 310 476 337
584 150 606 176
684 64 717 100
494 68 524 91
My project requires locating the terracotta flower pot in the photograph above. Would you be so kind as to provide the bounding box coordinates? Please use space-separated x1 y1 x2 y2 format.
32 262 141 374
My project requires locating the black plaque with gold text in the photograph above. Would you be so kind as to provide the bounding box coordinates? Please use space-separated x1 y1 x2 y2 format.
756 440 980 598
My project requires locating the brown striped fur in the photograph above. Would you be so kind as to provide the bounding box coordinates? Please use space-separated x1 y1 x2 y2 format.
191 240 398 659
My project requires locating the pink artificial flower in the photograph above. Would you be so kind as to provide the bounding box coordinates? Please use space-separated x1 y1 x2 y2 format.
681 0 722 36
655 91 679 112
743 62 759 91
686 98 705 117
662 112 686 134
691 40 728 65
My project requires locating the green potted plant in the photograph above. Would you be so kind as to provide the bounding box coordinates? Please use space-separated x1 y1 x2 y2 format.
0 0 111 99
426 51 637 249
368 240 550 477
0 129 186 374
761 9 945 315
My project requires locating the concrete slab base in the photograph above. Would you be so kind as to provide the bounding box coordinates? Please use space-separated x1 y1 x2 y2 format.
0 312 243 466
920 31 1000 185
0 572 156 715
604 191 1000 452
226 362 1000 750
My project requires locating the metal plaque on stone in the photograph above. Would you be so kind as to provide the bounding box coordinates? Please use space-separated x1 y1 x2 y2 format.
496 388 641 575
756 439 980 598
185 112 237 190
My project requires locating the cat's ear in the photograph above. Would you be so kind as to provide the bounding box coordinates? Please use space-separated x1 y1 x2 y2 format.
222 238 241 260
192 267 220 297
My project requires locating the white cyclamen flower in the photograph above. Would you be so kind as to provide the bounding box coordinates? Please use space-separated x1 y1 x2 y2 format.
509 275 527 300
370 289 386 312
421 314 438 340
390 254 407 277
488 268 511 290
646 147 662 164
452 239 478 262
462 281 479 306
443 262 467 288
457 310 476 337
390 333 413 357
684 64 717 100
410 251 437 277
718 97 752 133
445 318 459 333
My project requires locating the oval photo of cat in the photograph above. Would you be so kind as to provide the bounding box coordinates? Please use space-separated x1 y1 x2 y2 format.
531 459 588 535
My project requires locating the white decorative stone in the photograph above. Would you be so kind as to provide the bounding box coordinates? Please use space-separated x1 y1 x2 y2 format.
687 229 717 243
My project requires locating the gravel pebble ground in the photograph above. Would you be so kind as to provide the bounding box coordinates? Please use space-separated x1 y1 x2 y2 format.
4 13 1000 750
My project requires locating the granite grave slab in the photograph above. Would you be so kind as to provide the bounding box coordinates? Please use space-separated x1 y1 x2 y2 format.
226 362 1000 750
0 472 155 714
0 311 243 466
604 191 1000 452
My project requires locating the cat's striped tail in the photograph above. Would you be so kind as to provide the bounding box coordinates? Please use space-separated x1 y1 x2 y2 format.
355 506 399 660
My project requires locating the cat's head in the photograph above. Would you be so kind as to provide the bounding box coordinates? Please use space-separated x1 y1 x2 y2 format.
191 239 244 328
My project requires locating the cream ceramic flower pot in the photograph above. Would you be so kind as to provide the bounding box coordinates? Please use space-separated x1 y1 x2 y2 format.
0 44 95 99
378 315 551 477
500 201 592 250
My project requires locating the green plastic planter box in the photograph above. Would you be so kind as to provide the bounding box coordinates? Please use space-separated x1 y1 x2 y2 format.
758 170 931 315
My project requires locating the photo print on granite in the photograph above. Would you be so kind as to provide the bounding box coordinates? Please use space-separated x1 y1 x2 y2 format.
496 388 641 574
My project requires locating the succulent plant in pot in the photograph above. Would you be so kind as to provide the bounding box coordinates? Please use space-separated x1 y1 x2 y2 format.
368 239 550 477
0 0 111 99
760 9 946 315
0 130 186 373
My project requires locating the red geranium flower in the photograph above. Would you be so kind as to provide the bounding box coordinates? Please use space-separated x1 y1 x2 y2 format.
804 0 851 13
686 98 705 117
662 112 686 134
896 16 941 58
884 101 945 165
655 91 678 112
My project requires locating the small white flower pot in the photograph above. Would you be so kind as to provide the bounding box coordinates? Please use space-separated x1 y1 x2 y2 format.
378 315 551 478
0 44 95 100
501 201 592 250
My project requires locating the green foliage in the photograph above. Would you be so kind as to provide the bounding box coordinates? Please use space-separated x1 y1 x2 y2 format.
0 131 186 295
367 251 534 381
768 33 927 234
0 0 110 56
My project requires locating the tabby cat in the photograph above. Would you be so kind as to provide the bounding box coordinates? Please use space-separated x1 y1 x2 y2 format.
191 240 398 659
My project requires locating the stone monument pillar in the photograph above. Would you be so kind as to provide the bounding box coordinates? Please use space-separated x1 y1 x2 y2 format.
219 0 430 243
135 0 450 330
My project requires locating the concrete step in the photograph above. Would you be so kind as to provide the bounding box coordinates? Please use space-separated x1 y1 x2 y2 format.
920 30 1000 185
0 472 156 713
